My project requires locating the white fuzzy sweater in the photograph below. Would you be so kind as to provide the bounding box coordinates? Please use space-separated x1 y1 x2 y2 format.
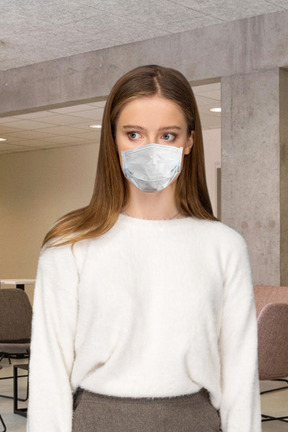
27 214 261 432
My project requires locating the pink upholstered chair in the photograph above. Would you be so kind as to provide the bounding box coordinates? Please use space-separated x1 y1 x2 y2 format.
254 285 288 318
254 285 288 423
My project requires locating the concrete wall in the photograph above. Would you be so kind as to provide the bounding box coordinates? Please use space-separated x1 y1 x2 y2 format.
221 69 280 284
221 68 288 285
0 143 99 301
280 69 288 285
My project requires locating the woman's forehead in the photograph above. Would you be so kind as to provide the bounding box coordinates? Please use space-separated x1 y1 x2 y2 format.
116 95 187 126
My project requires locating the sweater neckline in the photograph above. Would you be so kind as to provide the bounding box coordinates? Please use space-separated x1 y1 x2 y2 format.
118 212 191 224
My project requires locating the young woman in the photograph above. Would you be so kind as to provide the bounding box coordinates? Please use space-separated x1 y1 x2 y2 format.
27 65 261 432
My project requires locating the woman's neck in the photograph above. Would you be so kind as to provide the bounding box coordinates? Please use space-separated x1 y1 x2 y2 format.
122 183 184 220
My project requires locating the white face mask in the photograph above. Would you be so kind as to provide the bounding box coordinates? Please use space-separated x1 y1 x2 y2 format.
121 143 183 193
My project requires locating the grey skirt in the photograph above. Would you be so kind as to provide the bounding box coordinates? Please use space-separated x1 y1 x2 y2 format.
72 387 221 432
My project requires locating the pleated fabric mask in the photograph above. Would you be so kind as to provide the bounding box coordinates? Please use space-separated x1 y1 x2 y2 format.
121 143 183 193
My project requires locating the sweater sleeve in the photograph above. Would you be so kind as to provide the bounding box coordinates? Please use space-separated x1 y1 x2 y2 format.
27 243 79 432
219 235 261 432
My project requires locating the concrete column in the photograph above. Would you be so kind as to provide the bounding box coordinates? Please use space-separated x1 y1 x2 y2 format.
221 68 288 286
280 69 288 285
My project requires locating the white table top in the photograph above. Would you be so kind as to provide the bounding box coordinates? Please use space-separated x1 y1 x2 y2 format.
0 279 35 286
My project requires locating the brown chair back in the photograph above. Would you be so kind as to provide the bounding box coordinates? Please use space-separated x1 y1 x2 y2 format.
0 289 32 343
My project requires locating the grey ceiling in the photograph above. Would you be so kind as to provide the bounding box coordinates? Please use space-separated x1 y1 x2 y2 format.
1 0 287 154
1 0 287 72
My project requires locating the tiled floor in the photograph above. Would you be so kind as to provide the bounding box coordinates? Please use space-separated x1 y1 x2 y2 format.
261 380 288 431
0 358 287 431
0 358 28 432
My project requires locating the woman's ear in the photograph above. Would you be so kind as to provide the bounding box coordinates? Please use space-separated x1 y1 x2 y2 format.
184 131 194 155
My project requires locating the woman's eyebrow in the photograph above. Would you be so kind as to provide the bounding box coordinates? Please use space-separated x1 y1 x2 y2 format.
158 126 182 131
122 125 182 131
122 125 145 130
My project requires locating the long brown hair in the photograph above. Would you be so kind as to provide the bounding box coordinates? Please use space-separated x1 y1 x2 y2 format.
43 65 216 247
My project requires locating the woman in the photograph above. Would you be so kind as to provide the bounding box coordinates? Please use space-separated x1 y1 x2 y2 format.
27 65 261 432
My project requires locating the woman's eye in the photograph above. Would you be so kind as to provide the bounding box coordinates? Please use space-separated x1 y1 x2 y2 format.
162 133 176 142
128 132 141 140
